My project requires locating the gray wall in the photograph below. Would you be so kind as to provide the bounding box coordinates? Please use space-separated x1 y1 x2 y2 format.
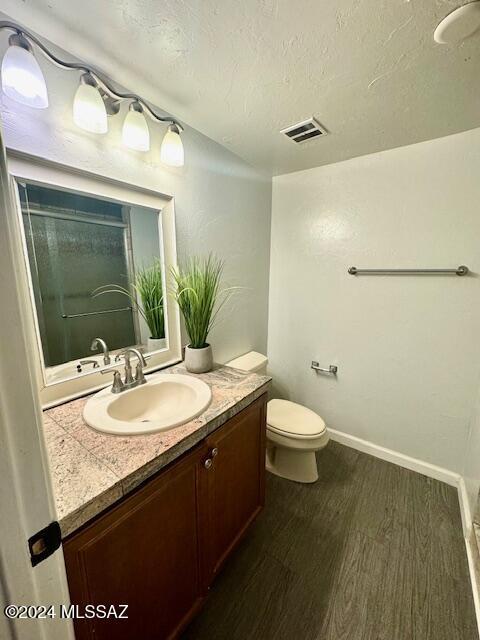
0 37 272 365
269 127 480 476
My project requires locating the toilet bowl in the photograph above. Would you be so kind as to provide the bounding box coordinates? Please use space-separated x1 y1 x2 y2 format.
225 352 329 483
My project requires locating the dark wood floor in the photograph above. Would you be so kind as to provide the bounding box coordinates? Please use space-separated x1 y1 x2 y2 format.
183 441 478 640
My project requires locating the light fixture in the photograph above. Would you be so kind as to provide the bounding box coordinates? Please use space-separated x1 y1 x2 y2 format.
73 73 108 134
434 1 480 44
1 32 48 108
122 101 150 151
160 124 184 167
0 21 185 165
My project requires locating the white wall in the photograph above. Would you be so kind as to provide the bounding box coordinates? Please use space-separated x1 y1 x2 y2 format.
269 128 480 474
0 28 272 365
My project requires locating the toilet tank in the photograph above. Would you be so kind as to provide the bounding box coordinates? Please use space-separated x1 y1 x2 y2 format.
225 351 268 375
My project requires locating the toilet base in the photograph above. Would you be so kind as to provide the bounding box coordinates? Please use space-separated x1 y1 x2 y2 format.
266 446 319 483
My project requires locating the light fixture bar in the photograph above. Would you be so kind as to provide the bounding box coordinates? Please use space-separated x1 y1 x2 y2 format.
0 20 183 131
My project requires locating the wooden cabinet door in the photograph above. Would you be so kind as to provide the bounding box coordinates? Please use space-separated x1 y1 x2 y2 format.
201 395 267 584
63 443 207 640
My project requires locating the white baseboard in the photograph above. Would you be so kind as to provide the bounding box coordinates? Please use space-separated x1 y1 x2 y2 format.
465 528 480 638
328 427 461 487
459 480 480 637
458 477 473 538
328 427 480 635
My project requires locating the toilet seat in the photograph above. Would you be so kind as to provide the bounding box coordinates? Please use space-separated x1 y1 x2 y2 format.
267 399 326 440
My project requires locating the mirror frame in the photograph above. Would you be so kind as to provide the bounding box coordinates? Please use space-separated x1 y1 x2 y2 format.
7 152 182 408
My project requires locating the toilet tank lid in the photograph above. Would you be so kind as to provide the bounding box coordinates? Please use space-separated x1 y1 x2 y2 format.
225 351 268 373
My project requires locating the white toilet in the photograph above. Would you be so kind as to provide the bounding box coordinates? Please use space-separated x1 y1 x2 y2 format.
225 351 329 483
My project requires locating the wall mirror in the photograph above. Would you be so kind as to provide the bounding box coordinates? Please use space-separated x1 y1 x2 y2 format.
8 155 181 407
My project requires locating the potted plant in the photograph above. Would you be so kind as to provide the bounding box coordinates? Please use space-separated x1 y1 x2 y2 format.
93 259 165 352
171 254 231 373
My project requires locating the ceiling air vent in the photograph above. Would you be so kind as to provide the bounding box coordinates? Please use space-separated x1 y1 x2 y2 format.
280 117 328 144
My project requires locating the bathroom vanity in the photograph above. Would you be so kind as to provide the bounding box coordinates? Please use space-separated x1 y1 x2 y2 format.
43 364 269 640
12 156 271 638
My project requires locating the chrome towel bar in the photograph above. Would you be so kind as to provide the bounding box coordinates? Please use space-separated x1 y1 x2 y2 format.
348 265 469 276
62 306 132 319
311 362 338 375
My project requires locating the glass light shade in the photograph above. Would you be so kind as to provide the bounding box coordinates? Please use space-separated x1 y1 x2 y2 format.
160 126 184 167
122 107 150 151
1 43 48 109
73 81 107 134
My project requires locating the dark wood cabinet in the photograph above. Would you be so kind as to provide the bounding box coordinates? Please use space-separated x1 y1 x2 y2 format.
63 443 207 640
63 394 267 640
202 397 266 583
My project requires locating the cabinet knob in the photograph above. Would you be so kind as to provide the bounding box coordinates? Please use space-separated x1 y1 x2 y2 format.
211 447 218 458
204 459 212 469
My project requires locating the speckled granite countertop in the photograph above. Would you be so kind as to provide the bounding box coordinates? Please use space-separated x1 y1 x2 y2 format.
43 364 270 538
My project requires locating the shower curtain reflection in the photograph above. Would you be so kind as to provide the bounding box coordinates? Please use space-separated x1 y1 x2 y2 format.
19 183 136 367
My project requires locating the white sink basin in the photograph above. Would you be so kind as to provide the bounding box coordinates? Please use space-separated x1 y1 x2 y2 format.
83 372 212 435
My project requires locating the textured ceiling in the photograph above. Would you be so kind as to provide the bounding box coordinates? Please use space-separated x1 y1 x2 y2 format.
1 0 480 175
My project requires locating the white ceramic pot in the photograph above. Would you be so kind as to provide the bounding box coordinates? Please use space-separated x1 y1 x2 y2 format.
184 344 213 374
147 337 166 352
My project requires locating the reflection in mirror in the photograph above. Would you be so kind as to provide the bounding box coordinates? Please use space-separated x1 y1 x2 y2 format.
17 179 166 385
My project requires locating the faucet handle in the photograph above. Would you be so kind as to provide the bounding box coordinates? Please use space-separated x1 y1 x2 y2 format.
111 370 124 393
100 368 124 394
135 362 147 385
79 359 100 369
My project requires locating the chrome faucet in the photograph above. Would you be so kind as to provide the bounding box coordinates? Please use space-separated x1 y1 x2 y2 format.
116 347 147 385
101 348 148 393
90 337 111 365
